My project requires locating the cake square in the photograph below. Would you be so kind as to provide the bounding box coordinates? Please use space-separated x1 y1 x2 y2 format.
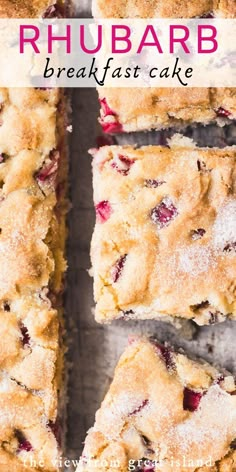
97 88 236 134
93 0 236 133
91 136 236 325
77 337 236 471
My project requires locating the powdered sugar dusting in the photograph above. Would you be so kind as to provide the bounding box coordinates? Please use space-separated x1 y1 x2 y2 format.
213 199 236 250
97 392 150 439
0 373 11 392
177 245 216 277
167 385 236 460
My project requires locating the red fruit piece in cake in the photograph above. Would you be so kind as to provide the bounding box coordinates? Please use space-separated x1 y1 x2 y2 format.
95 200 112 223
145 179 166 188
190 228 206 240
42 3 64 18
16 430 33 453
99 98 123 134
19 323 30 347
223 242 236 252
183 387 203 412
111 155 135 175
151 198 178 228
128 399 149 417
216 107 232 118
0 153 8 163
48 420 62 446
36 150 59 184
111 254 127 283
200 11 215 18
151 340 176 370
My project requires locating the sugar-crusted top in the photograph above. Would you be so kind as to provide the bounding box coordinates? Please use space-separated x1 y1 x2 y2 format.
0 2 68 471
91 138 236 325
0 80 67 472
93 0 235 18
93 0 235 133
213 199 236 249
0 87 66 470
77 337 236 472
0 0 63 18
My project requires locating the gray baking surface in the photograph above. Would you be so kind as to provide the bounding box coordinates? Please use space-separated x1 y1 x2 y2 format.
66 0 236 468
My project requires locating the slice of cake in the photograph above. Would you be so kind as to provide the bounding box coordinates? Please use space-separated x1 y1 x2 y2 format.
93 0 236 133
0 3 69 472
77 337 236 472
97 88 236 134
91 136 236 325
92 0 235 19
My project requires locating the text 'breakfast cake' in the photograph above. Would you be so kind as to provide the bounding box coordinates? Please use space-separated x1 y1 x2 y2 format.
91 135 236 325
0 2 69 472
93 0 236 133
77 336 236 472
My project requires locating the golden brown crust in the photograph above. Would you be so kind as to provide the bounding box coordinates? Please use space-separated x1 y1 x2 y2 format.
219 0 236 17
0 0 63 18
91 137 236 325
0 86 67 471
93 0 235 18
0 2 68 471
0 379 59 472
77 337 236 472
98 88 236 133
94 0 235 132
0 48 68 472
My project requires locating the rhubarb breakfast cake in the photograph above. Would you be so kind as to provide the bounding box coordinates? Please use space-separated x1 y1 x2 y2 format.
93 0 236 133
91 135 236 325
0 2 69 472
77 336 236 472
